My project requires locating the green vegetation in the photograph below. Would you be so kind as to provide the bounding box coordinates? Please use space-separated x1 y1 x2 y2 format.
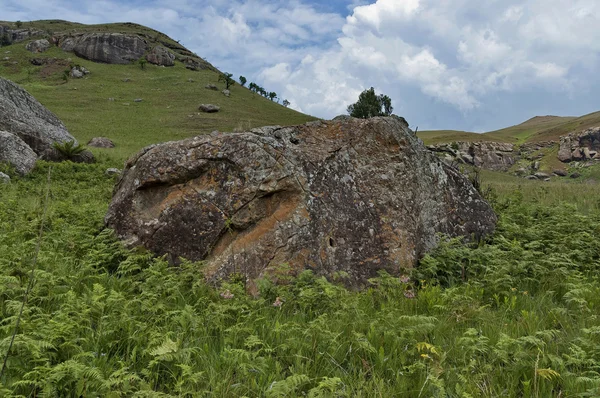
52 140 86 159
419 113 600 146
218 72 235 90
347 87 393 119
1 162 600 396
0 40 315 161
2 19 600 397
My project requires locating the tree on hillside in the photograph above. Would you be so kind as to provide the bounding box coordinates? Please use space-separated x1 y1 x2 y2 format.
248 82 257 92
239 76 247 87
219 72 235 89
347 87 393 119
268 92 277 101
15 21 23 28
282 99 290 107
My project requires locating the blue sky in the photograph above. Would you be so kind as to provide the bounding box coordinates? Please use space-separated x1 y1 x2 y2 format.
2 0 600 132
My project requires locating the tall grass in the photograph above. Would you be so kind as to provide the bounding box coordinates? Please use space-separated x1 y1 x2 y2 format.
0 162 599 397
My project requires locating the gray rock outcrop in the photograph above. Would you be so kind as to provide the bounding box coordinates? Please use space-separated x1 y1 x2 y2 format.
428 141 516 171
0 131 37 175
58 33 148 64
105 117 497 288
26 39 50 53
70 65 90 78
0 26 45 45
145 45 175 66
558 127 600 162
0 76 76 154
0 171 10 183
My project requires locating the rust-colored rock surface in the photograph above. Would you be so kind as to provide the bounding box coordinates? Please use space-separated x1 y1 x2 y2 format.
106 117 497 287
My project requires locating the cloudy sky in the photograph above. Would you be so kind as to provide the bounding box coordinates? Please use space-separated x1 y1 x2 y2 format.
2 0 600 131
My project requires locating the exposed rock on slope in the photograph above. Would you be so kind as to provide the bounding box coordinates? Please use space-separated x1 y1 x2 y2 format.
0 131 37 175
106 117 497 288
0 25 45 44
146 45 175 66
428 141 516 171
558 127 600 162
0 76 76 154
26 39 50 53
58 33 148 64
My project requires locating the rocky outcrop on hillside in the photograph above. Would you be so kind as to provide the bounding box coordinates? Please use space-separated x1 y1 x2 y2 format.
145 45 175 66
106 117 497 288
0 77 76 154
427 141 516 171
0 131 37 175
26 39 50 53
0 25 45 45
57 33 148 64
558 127 600 162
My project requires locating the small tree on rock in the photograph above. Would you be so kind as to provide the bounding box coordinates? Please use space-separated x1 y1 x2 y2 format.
239 76 247 87
219 72 235 90
347 87 394 119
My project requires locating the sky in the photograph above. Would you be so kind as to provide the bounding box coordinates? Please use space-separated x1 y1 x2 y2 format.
2 0 600 132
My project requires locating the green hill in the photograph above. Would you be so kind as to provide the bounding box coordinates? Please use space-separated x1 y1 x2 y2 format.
0 20 316 160
419 112 600 146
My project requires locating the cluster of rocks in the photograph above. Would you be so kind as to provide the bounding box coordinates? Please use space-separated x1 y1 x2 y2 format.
106 116 497 288
558 127 600 162
70 65 90 78
427 141 516 171
0 76 94 177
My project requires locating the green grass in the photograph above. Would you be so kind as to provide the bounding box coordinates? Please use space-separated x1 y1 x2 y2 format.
419 113 600 146
2 19 600 397
0 162 600 396
0 36 316 161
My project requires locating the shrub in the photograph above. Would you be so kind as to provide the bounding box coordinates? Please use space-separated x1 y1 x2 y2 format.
347 87 393 119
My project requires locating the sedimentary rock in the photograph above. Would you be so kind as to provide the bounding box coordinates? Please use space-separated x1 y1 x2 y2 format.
0 76 76 154
558 127 600 162
26 39 50 53
145 45 175 66
59 33 148 64
0 131 37 175
106 117 497 288
198 104 220 113
88 137 115 148
428 141 516 171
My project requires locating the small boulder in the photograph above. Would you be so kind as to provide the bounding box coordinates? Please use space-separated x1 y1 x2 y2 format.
26 39 50 53
525 175 538 180
534 172 551 179
198 104 220 113
70 65 89 79
570 172 581 179
0 171 10 184
222 89 230 97
105 168 121 176
0 131 37 175
205 84 218 91
134 98 143 103
88 137 115 148
553 169 567 177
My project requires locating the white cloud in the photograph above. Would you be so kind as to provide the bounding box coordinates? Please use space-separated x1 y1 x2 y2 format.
1 0 600 130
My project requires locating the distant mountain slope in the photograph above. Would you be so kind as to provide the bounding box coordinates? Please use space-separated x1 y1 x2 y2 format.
0 20 316 159
419 113 600 145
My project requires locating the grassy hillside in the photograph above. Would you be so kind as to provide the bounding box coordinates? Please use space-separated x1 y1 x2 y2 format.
2 20 600 397
0 26 316 160
419 112 600 146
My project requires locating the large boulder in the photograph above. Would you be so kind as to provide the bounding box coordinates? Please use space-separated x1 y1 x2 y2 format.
428 141 515 171
106 117 497 288
0 77 76 154
558 127 600 162
25 39 50 53
58 33 148 64
145 45 175 66
0 131 37 175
